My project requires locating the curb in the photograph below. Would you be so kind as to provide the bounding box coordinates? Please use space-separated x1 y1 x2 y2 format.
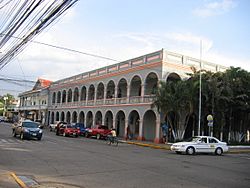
125 141 250 153
10 172 28 188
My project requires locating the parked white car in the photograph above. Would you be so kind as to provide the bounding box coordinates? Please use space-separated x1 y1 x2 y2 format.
170 136 228 155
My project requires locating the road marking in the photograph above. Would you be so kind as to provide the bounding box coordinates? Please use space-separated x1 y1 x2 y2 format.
10 172 28 188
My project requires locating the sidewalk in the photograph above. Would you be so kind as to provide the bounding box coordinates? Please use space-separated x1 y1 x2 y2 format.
122 139 250 153
0 170 21 188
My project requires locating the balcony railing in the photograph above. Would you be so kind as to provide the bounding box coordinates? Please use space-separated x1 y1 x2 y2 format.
49 95 156 109
19 105 48 110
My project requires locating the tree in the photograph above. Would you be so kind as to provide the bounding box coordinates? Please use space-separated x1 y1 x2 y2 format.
152 80 195 141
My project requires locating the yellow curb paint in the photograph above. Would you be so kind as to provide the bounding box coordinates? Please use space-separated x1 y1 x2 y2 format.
10 172 28 188
126 141 250 154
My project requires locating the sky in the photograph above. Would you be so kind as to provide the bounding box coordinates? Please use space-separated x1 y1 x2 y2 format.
1 0 250 97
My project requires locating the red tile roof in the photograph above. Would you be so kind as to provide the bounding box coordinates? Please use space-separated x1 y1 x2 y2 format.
39 78 52 87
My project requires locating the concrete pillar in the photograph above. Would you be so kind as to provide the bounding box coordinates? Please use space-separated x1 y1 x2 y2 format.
140 84 145 103
85 88 89 106
94 84 97 105
103 84 107 104
137 119 144 141
127 84 130 103
154 114 161 143
124 118 129 140
114 85 118 104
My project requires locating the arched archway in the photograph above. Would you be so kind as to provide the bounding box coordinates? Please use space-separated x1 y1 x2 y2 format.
73 87 79 102
116 110 125 137
128 110 140 140
57 91 61 103
145 72 158 95
52 92 56 104
79 111 85 124
67 89 72 102
166 73 181 82
88 85 95 100
95 111 102 125
66 111 71 123
61 111 65 122
80 86 87 101
104 111 113 129
143 110 156 141
62 90 66 103
96 83 104 99
72 111 77 123
56 111 60 121
51 112 55 124
130 75 142 97
106 80 115 99
117 78 127 98
86 111 93 128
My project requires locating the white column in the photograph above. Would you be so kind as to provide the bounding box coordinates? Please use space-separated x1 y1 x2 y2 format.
154 114 161 143
124 118 129 139
138 119 144 141
127 84 130 103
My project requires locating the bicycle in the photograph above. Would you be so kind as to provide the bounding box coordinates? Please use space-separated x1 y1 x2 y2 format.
106 135 119 146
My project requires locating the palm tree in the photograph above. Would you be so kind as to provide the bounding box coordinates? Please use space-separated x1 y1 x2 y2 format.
152 80 194 141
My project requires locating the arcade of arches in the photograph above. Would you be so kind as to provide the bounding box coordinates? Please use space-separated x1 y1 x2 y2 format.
49 72 182 143
48 109 160 142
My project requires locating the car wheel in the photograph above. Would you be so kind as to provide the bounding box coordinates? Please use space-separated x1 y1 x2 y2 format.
20 133 24 140
49 127 52 132
186 146 195 155
215 147 223 155
96 134 100 140
12 130 16 137
37 137 42 141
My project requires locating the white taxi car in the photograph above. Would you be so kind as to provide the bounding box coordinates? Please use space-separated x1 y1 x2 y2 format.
170 136 228 155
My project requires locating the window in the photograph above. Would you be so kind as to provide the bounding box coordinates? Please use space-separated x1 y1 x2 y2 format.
209 138 218 143
201 138 207 143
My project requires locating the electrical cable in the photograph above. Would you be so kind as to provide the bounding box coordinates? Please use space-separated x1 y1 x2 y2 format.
0 0 79 70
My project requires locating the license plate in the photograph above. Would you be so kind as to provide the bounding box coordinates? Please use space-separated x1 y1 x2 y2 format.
73 133 76 135
32 133 37 136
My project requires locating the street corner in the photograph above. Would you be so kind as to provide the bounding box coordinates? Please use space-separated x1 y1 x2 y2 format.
0 170 21 188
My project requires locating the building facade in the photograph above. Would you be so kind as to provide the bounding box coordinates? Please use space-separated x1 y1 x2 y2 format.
47 49 227 143
18 79 51 124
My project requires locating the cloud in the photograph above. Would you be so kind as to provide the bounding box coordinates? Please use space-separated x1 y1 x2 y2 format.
193 0 237 18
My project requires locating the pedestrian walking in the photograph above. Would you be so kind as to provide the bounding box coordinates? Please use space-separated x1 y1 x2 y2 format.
161 122 169 144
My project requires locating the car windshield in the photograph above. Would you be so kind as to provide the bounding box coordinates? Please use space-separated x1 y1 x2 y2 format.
23 122 39 128
66 125 73 128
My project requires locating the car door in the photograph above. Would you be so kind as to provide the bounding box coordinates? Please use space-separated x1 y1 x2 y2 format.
208 138 219 152
195 137 209 153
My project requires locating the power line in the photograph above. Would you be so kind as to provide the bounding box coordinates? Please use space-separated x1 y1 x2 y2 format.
0 0 79 70
1 33 120 62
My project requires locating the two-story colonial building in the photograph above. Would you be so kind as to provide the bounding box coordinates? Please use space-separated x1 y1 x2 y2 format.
18 78 52 124
47 49 227 143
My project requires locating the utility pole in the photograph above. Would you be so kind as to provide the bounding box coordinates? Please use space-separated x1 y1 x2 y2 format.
3 96 8 118
198 40 202 136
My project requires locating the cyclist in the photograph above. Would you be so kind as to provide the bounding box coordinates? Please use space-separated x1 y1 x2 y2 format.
110 128 117 143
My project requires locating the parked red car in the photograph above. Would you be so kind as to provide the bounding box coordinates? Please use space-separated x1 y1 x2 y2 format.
85 125 111 139
56 124 80 137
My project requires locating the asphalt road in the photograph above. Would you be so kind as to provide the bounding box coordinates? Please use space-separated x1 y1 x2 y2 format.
0 122 250 188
